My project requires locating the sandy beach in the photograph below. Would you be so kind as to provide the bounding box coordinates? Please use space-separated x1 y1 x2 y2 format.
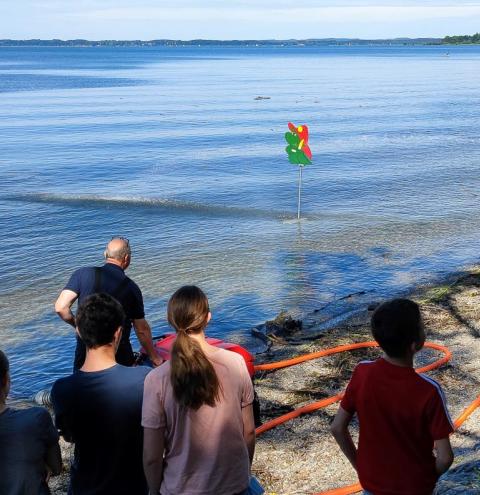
45 266 480 495
252 267 480 494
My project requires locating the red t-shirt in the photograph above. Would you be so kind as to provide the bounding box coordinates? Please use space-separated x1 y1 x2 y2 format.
340 358 454 495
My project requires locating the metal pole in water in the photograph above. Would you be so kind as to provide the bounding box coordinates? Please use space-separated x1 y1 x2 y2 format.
297 166 302 220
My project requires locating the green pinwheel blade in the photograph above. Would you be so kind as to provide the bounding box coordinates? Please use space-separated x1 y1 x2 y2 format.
286 145 311 165
285 131 299 146
297 151 311 166
286 145 300 164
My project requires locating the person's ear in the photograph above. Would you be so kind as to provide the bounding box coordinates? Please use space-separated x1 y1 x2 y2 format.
104 250 108 260
412 339 424 353
207 311 212 324
2 372 11 398
415 325 426 352
113 327 123 348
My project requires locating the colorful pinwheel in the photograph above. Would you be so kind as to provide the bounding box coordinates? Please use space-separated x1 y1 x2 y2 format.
285 122 312 166
285 122 313 220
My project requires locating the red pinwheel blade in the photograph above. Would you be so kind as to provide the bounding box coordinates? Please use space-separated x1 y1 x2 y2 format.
298 125 309 142
303 144 312 160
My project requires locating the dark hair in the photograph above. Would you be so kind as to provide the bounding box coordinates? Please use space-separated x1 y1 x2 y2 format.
371 298 424 358
0 350 9 387
168 286 220 410
76 293 125 349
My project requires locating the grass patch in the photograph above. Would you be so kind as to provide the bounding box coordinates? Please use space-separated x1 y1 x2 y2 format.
421 285 453 303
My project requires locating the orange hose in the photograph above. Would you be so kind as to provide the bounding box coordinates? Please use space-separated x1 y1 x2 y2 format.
254 341 380 372
317 484 362 495
253 341 480 495
256 393 344 435
453 394 480 430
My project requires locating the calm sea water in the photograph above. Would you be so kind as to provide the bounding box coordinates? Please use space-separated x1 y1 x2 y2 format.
1 45 480 398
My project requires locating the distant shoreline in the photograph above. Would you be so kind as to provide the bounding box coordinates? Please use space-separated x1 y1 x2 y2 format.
3 32 480 48
0 38 445 48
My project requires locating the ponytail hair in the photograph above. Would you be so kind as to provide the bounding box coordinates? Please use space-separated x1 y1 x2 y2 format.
168 286 220 410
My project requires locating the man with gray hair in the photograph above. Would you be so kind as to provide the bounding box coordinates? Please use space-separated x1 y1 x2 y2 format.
55 237 162 370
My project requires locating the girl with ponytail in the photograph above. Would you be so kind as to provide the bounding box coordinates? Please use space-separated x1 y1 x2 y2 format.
168 286 220 410
142 286 256 495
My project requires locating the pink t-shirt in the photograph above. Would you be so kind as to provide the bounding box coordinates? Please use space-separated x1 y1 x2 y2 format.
142 347 254 495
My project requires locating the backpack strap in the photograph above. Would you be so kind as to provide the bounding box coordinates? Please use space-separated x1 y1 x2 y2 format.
112 277 132 334
94 267 102 293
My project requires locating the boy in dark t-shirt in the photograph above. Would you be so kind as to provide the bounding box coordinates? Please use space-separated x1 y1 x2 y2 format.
0 350 62 495
331 299 454 495
51 293 150 495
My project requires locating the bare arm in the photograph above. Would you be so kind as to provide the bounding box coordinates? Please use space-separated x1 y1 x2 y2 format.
330 406 357 471
54 290 78 328
242 403 256 465
133 319 163 367
45 442 62 477
143 427 165 494
434 437 454 476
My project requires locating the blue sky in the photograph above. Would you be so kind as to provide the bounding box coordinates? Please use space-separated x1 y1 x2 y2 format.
1 1 480 39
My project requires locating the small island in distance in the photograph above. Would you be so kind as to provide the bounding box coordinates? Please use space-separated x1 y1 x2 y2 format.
0 33 479 47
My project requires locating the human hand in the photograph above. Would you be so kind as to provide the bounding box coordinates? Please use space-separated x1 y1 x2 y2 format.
150 354 164 368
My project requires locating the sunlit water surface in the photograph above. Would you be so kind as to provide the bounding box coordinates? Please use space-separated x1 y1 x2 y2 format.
1 45 480 398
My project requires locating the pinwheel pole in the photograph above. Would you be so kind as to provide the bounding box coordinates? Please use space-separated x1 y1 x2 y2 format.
297 166 303 220
285 123 312 221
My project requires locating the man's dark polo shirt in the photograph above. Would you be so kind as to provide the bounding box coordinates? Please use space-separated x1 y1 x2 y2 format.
65 263 145 368
51 365 150 495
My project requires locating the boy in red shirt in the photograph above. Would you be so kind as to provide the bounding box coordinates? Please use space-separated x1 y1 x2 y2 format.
331 299 454 495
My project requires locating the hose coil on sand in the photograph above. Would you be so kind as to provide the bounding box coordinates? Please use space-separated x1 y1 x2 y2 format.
253 341 480 495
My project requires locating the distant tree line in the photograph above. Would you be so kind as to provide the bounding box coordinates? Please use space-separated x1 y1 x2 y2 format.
442 33 480 44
